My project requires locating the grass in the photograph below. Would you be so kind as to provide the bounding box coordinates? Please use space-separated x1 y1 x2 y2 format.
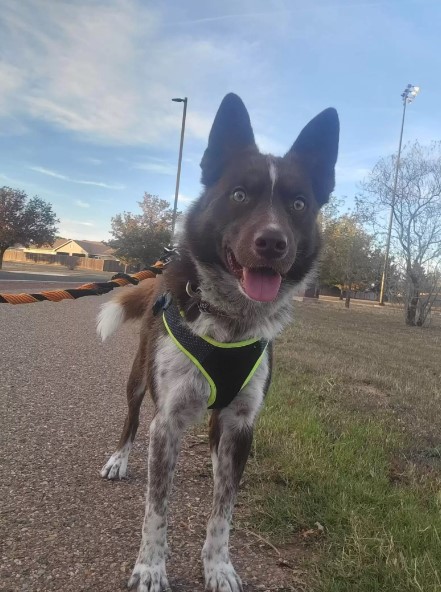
243 301 441 592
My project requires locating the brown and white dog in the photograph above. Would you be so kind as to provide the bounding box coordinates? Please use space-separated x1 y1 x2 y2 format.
97 93 339 592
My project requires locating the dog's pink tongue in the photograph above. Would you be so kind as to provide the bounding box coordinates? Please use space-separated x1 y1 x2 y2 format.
242 268 282 302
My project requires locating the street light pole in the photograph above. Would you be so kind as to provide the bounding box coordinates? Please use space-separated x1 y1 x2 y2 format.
378 84 420 305
171 97 188 240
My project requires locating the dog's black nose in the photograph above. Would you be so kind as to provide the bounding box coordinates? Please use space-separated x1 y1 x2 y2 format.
254 228 288 259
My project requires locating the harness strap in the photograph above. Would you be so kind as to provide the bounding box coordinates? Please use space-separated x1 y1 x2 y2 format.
162 303 268 409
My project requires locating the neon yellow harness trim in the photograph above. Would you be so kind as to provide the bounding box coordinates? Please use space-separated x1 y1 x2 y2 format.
162 306 268 409
163 312 218 407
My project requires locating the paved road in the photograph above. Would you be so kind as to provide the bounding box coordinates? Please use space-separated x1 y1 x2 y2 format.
0 264 115 286
0 266 119 298
0 279 113 296
0 288 300 591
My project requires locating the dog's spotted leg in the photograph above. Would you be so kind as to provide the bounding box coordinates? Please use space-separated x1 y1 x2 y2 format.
129 335 209 592
203 358 268 592
203 416 253 592
101 346 147 480
128 412 182 592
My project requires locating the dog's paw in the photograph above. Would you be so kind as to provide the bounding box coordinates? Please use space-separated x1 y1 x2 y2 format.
100 445 131 480
127 562 170 592
203 560 243 592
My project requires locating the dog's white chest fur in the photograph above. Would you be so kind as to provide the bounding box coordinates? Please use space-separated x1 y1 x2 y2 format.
154 332 270 423
154 333 211 416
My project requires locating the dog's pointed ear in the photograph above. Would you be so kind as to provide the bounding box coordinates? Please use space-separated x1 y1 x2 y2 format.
286 108 339 206
200 93 257 186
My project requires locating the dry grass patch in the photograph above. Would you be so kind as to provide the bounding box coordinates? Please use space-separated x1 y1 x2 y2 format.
242 301 441 592
277 301 441 444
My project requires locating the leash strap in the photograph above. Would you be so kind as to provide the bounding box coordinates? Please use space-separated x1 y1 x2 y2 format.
0 245 179 305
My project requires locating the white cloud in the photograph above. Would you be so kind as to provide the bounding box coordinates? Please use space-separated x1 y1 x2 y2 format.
0 1 274 147
75 199 90 208
59 219 104 241
133 161 176 176
30 166 124 189
169 193 195 207
177 194 194 204
255 133 287 156
336 165 371 184
0 62 25 112
0 172 25 186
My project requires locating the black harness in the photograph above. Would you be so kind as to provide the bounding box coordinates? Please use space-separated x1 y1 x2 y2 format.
161 301 268 409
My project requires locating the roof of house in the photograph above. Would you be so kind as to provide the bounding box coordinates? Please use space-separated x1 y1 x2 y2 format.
74 240 114 255
52 238 70 249
24 237 70 250
55 239 115 256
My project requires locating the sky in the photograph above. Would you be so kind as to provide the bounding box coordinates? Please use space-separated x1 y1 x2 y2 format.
1 0 440 241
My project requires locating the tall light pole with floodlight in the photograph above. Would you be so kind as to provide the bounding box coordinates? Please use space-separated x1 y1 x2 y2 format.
378 84 420 305
171 97 188 240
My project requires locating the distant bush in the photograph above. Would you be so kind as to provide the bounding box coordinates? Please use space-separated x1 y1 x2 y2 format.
64 256 79 271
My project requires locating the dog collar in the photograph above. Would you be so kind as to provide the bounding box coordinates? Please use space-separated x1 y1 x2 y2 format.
162 302 268 409
185 281 228 317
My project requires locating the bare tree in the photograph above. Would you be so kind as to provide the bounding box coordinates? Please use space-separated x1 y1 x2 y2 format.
357 142 441 325
415 265 441 326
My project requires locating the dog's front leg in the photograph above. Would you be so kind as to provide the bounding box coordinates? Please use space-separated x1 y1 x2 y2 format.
128 334 209 591
129 397 209 592
128 411 178 592
203 346 269 592
203 406 256 592
203 418 252 592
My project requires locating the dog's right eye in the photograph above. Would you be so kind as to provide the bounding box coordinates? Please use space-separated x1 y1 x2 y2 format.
231 188 247 203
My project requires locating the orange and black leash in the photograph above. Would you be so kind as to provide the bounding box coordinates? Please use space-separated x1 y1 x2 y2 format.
0 247 176 305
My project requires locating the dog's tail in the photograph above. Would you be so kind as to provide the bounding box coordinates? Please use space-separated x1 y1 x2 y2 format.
97 278 157 341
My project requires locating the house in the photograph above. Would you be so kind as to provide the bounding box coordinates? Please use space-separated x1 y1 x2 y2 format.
22 238 118 260
20 237 70 255
54 239 117 260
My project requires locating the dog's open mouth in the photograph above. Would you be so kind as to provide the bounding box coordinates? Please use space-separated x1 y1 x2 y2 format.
226 249 282 302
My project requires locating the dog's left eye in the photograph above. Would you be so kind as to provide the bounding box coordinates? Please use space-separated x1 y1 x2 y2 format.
231 188 247 203
292 196 306 211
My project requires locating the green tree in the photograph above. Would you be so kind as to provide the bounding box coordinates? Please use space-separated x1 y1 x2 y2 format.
109 193 174 267
320 210 380 306
0 186 59 269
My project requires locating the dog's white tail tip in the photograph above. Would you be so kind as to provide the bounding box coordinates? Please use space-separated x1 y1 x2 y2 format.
97 301 125 341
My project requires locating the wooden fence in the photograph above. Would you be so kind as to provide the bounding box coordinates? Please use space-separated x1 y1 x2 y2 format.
4 249 124 272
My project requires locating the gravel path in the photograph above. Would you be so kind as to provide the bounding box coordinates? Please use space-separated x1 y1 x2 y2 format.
1 290 304 592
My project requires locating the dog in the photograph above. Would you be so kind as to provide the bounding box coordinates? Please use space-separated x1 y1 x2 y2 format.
97 93 339 592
